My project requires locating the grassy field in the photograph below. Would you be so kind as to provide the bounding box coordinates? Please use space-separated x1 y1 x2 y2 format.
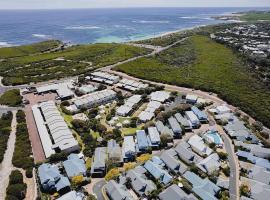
0 42 151 85
0 40 61 59
239 11 270 22
0 89 22 107
116 35 270 128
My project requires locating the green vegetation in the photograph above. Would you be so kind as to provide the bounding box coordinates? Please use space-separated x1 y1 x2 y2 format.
0 42 151 85
239 11 270 22
6 170 27 200
116 35 270 128
0 40 61 59
0 111 13 163
0 89 22 107
13 110 34 178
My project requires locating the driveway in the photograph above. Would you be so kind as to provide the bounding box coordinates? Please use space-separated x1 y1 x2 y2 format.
93 179 106 200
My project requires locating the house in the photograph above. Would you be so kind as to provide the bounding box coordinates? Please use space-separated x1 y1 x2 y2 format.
91 147 107 177
147 127 161 148
90 71 120 85
73 89 116 109
78 85 97 95
186 94 198 104
183 171 220 200
105 180 134 200
116 95 142 116
248 165 270 185
126 167 157 197
144 160 172 185
236 142 270 159
203 130 223 147
185 111 200 128
159 184 198 200
122 136 136 162
116 78 148 91
155 120 174 139
57 191 84 200
241 176 270 200
196 153 221 174
236 151 270 170
175 142 203 164
191 106 208 122
107 139 123 164
63 154 86 178
188 135 213 157
38 163 70 192
160 149 187 174
168 117 182 138
136 130 150 152
174 113 192 131
138 111 154 122
150 91 170 103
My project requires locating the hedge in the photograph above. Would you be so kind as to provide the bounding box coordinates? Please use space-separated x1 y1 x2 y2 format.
6 170 26 200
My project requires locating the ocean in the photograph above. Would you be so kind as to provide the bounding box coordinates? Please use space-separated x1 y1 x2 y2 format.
0 7 269 46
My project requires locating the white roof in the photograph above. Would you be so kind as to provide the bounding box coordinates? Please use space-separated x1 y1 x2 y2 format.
116 105 132 116
147 101 162 109
186 94 198 102
188 135 212 156
32 105 55 158
216 105 231 114
148 127 161 143
138 111 154 122
150 91 170 102
185 111 200 123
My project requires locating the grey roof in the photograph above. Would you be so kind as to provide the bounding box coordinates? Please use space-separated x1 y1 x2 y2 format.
160 149 187 174
126 167 156 196
183 171 220 200
241 176 270 200
150 91 170 102
168 117 182 135
63 154 86 178
175 142 203 164
91 147 107 172
159 184 198 200
188 135 212 156
122 136 136 159
105 180 134 200
174 113 191 128
39 101 79 152
57 191 84 200
248 165 270 185
107 139 122 162
155 121 174 138
196 153 220 174
148 127 161 144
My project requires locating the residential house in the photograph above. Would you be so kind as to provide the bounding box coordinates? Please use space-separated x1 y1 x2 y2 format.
188 135 213 157
147 127 161 148
91 147 107 177
175 142 203 165
191 106 208 122
168 117 182 138
105 180 134 200
122 136 136 162
136 130 150 153
63 154 87 178
159 184 198 200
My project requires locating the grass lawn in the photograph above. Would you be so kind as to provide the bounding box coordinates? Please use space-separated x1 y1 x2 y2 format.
0 42 151 85
0 89 22 107
116 35 270 128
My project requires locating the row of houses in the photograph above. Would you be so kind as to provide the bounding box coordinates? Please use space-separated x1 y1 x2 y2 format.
116 95 142 116
66 89 117 112
32 101 79 158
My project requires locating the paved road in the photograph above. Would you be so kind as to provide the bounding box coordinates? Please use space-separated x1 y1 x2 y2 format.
93 179 106 200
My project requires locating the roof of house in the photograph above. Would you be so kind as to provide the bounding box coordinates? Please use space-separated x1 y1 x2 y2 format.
91 147 107 170
185 111 200 124
57 191 84 200
126 168 156 196
174 113 190 127
159 184 198 200
63 154 86 177
248 165 270 185
196 153 220 174
144 160 172 185
168 117 182 134
183 171 220 200
136 130 150 150
191 106 208 120
122 136 136 157
160 149 187 174
138 111 154 122
148 127 161 143
150 91 170 102
188 135 212 156
105 180 134 200
175 142 203 164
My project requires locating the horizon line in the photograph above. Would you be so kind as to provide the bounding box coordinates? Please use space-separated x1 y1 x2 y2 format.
0 6 270 10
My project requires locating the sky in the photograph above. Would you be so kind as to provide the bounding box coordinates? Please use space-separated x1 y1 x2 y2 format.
0 0 270 9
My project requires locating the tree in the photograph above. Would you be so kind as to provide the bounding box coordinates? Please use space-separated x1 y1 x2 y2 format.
123 163 136 171
49 152 68 162
71 175 84 187
87 194 97 200
240 184 250 197
136 154 152 164
160 133 172 147
9 170 23 185
105 168 120 181
253 121 263 132
217 152 228 161
222 166 230 177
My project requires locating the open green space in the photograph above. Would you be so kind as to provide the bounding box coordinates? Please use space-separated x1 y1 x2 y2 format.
239 11 270 22
0 89 22 107
0 42 151 85
116 35 270 128
0 40 61 59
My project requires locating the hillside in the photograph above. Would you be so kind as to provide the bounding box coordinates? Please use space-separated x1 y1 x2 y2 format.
0 42 151 85
115 35 270 127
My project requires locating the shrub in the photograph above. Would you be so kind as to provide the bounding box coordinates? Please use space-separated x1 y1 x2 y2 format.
0 89 22 107
105 168 120 181
9 170 24 185
6 183 27 199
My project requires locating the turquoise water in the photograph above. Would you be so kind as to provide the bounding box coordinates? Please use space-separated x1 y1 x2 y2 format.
0 7 269 46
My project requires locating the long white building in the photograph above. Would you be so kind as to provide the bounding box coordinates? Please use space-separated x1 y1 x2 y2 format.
32 101 80 157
